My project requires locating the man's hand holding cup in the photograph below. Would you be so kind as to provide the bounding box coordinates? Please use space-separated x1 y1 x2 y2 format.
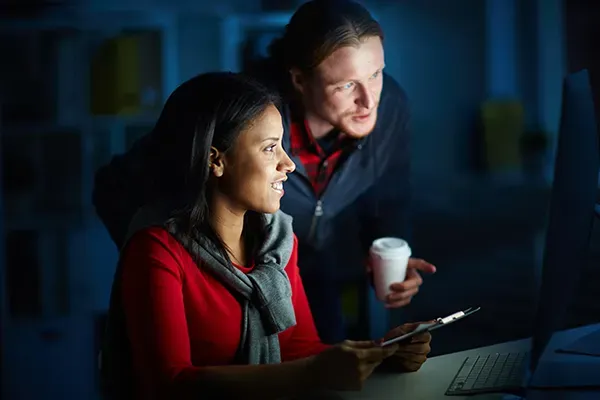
368 238 436 308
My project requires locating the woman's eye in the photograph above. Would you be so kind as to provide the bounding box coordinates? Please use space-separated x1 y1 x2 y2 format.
265 144 277 152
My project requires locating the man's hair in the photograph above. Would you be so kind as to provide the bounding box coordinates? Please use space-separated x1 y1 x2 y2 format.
268 0 383 73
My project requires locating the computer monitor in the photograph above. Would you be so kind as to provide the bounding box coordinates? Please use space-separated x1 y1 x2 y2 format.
446 69 600 396
530 68 600 372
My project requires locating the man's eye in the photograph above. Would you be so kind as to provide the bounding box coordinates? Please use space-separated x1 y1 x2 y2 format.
340 82 354 91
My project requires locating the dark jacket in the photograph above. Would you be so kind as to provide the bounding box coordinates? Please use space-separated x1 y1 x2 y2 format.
92 62 412 283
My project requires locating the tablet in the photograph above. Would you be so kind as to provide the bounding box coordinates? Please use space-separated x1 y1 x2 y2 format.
378 306 481 347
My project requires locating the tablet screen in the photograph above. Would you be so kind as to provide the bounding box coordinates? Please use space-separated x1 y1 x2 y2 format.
377 307 481 347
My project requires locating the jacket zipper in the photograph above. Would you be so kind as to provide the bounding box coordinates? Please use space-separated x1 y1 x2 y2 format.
308 199 323 242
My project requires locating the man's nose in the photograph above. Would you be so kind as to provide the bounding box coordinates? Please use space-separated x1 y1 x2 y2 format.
356 84 375 110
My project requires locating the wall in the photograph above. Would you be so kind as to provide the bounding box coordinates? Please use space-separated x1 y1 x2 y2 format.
565 0 600 119
516 0 540 128
80 0 260 13
535 0 566 181
536 0 566 140
486 0 518 98
177 14 224 81
373 0 565 183
372 0 486 178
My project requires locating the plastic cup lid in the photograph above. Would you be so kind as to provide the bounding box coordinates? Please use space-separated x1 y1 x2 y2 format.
371 237 411 256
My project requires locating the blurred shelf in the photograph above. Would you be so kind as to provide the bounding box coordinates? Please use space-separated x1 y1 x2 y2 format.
91 114 158 125
0 9 181 399
2 123 83 136
5 211 88 231
0 10 177 32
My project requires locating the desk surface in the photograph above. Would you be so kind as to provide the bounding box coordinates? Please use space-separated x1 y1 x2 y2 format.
339 324 600 400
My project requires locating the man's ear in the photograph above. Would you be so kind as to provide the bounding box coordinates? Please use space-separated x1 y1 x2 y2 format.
289 67 306 94
209 146 224 177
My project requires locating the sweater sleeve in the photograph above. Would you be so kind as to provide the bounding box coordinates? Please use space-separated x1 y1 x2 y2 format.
280 235 332 361
120 227 205 399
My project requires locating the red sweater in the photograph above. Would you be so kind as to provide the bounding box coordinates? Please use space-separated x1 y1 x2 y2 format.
120 227 329 398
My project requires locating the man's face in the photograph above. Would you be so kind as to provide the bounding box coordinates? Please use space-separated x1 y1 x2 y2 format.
296 35 385 139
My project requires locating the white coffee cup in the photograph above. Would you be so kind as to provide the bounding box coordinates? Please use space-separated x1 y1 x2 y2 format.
369 237 412 302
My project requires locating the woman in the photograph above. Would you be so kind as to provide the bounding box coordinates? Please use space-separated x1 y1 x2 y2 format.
100 72 431 400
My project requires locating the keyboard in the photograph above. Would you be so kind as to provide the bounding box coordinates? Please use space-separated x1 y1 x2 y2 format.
445 352 528 396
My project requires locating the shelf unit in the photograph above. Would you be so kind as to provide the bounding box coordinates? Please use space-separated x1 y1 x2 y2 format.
0 10 179 399
1 8 178 311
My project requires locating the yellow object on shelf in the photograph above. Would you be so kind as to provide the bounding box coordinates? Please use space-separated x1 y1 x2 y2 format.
481 100 524 171
90 32 162 116
90 35 140 115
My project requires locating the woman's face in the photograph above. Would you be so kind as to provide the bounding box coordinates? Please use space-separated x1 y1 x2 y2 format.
213 104 296 215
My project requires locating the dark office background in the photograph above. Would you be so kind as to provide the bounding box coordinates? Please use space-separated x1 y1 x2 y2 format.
1 0 599 398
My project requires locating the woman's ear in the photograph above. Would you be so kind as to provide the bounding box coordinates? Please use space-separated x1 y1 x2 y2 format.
209 146 224 177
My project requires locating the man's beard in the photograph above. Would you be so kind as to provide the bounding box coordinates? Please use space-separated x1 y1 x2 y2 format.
334 108 378 138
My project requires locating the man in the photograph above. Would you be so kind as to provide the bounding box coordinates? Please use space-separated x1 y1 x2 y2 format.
93 0 436 344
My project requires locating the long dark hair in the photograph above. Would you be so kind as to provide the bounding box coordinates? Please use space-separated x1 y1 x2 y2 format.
153 72 280 262
268 0 383 73
100 73 280 399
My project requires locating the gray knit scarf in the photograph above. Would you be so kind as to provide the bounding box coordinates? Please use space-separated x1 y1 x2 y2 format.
126 204 297 364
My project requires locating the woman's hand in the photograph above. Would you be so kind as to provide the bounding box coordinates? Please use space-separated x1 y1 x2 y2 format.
307 340 399 391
